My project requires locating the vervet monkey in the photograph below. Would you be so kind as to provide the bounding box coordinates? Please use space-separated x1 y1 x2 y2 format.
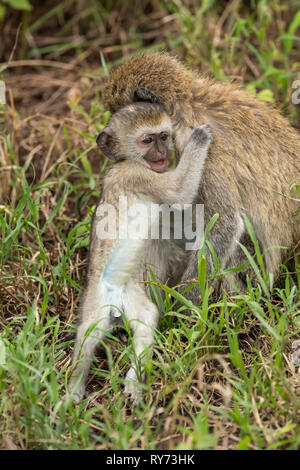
68 103 212 403
104 52 300 301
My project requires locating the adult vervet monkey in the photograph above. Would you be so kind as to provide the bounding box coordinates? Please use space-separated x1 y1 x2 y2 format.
104 52 300 301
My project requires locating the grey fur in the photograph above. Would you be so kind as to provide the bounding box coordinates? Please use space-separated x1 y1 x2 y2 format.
68 116 212 404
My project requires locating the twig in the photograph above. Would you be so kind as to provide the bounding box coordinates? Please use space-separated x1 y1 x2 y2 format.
0 60 75 70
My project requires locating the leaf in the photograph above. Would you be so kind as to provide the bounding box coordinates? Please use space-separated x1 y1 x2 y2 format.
198 255 206 297
0 4 5 20
237 240 270 298
100 51 109 79
3 0 32 11
147 281 200 313
256 89 275 103
236 437 250 450
204 213 219 239
285 10 300 54
248 301 281 341
241 213 265 276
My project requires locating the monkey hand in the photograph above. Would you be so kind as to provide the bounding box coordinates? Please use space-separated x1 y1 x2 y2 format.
190 124 212 148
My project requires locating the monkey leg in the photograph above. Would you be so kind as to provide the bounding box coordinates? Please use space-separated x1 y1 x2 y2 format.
220 252 249 293
122 280 159 404
68 281 114 402
222 226 283 292
221 230 255 293
180 213 245 304
68 319 111 402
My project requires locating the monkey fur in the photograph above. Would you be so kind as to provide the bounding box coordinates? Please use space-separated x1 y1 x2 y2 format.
104 52 300 300
68 102 212 403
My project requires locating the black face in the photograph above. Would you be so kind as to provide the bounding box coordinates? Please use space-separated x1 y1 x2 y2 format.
137 130 170 173
96 101 170 171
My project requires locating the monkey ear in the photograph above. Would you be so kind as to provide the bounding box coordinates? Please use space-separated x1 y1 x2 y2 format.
133 87 160 104
96 128 118 160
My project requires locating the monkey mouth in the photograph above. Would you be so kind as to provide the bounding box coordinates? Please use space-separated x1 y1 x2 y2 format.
149 158 167 172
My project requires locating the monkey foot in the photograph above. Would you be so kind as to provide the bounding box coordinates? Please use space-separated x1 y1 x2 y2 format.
124 368 143 406
124 382 143 406
67 381 86 404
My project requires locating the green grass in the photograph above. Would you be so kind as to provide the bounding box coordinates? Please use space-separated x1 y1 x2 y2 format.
0 0 300 450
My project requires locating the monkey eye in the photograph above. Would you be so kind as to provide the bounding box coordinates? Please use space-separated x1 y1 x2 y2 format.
141 135 153 145
160 132 169 141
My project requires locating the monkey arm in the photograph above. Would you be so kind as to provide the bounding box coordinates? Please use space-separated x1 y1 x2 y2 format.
149 125 211 205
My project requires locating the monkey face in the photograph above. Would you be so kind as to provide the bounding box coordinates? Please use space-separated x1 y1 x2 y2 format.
137 130 171 173
96 102 173 172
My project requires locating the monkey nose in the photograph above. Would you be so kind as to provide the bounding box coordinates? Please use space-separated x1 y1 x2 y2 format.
157 149 166 158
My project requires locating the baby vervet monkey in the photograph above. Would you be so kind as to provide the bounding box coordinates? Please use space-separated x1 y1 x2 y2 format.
68 103 212 404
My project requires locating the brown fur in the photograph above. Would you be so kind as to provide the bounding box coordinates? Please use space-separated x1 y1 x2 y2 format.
105 52 300 297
